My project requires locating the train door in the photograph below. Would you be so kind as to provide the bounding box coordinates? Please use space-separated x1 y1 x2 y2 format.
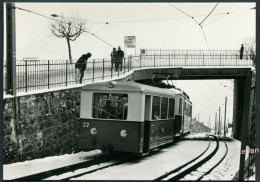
150 96 160 149
175 97 183 137
143 95 151 153
181 99 185 135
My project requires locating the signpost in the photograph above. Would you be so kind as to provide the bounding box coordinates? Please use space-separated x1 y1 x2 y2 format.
124 36 136 55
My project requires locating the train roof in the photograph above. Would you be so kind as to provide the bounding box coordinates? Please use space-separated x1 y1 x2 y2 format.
82 81 190 99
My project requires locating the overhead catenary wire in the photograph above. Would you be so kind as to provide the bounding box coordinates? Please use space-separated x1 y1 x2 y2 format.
201 27 211 55
12 5 114 48
202 13 229 27
199 3 219 26
168 3 200 25
168 3 220 55
11 4 139 62
11 4 255 53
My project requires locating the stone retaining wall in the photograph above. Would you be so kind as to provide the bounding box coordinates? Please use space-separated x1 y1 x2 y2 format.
3 88 81 164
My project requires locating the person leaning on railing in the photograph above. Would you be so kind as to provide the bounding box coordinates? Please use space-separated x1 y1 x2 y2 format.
75 52 92 84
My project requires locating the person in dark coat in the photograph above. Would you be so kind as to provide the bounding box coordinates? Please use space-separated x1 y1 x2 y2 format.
110 48 117 71
250 49 255 60
116 46 124 71
240 44 244 60
75 52 92 83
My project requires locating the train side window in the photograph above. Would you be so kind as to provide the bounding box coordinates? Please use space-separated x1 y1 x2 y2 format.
161 97 168 119
92 93 128 120
168 98 175 118
184 102 191 117
152 96 160 120
179 98 183 115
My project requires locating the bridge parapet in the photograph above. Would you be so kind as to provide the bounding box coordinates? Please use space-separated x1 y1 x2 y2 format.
4 50 254 94
129 52 253 69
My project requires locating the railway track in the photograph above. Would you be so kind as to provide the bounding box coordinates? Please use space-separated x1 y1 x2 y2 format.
154 135 229 181
11 136 229 181
11 153 117 181
50 143 179 180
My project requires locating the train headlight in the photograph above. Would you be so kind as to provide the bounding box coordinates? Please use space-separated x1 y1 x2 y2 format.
90 128 97 135
120 129 127 137
107 81 115 88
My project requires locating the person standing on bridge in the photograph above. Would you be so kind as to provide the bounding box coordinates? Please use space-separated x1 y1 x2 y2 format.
75 52 92 84
240 44 244 60
116 46 124 72
110 48 117 71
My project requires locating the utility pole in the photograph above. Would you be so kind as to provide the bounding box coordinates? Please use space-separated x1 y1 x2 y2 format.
6 2 17 95
224 97 227 137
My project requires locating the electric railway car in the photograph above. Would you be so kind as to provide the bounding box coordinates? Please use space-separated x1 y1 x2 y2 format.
79 81 192 155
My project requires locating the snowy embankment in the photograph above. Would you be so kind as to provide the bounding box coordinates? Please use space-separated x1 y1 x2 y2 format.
3 150 101 180
3 133 254 180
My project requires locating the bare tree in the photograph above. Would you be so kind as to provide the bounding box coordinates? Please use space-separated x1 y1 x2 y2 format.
243 36 256 60
51 16 86 63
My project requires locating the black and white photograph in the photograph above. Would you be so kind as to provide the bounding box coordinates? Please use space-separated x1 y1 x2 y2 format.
2 1 257 181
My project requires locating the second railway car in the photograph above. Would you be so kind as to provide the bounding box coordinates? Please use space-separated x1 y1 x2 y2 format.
79 81 192 155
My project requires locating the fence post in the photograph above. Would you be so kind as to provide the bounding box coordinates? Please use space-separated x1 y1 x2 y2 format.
102 59 105 80
65 60 68 86
169 53 170 66
118 65 120 77
92 59 95 82
236 53 238 66
111 59 113 78
203 53 204 66
185 53 187 66
25 61 27 92
48 60 50 89
186 52 188 66
220 53 221 66
130 57 132 70
154 53 156 67
124 57 126 74
140 54 142 68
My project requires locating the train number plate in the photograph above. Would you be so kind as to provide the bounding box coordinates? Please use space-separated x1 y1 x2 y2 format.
83 122 90 127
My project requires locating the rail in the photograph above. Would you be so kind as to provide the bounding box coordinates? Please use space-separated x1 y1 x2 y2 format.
3 51 254 94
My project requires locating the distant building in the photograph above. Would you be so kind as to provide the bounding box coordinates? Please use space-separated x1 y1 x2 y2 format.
191 121 211 133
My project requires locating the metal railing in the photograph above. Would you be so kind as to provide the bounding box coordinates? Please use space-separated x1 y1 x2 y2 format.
3 51 254 94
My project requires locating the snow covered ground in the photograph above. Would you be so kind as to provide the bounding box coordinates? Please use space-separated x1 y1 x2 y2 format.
3 150 102 180
3 133 254 180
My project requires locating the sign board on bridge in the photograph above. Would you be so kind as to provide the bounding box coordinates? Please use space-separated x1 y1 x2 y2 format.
124 36 136 48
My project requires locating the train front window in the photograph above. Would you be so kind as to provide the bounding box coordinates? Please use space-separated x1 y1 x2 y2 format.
92 93 128 120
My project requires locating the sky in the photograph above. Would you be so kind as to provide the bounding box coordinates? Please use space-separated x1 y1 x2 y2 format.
3 2 255 129
3 2 256 60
